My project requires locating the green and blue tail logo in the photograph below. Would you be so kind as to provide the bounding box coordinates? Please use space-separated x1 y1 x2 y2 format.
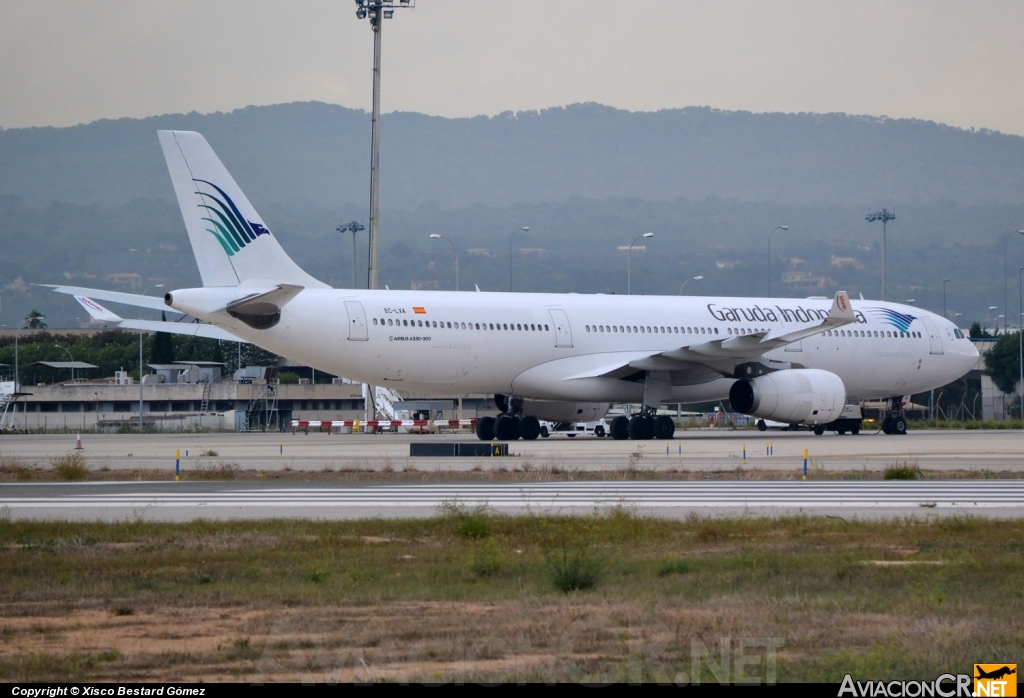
195 179 270 257
866 307 917 332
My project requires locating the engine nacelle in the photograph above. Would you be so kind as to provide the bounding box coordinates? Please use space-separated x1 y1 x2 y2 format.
729 369 846 425
521 400 610 424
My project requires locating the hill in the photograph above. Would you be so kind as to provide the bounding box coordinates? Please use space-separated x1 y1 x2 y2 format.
2 102 1024 209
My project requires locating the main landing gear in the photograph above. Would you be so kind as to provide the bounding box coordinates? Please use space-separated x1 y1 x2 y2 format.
880 397 908 435
610 411 675 441
475 398 545 441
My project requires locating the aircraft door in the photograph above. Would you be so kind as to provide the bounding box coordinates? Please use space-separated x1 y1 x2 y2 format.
785 339 803 352
920 316 944 355
344 301 368 341
548 309 573 348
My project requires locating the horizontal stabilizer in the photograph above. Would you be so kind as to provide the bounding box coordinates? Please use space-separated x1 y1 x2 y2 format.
117 319 243 342
47 285 173 313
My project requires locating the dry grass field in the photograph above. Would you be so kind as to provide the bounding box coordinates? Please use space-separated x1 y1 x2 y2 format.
0 509 1021 683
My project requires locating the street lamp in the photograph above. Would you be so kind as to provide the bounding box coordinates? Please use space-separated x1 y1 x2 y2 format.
766 226 790 298
54 344 74 382
337 220 365 288
905 299 916 305
627 232 654 296
866 209 896 301
354 0 415 292
138 285 164 430
508 226 530 292
1019 267 1023 415
942 279 951 319
1003 230 1024 334
679 275 703 295
429 234 459 291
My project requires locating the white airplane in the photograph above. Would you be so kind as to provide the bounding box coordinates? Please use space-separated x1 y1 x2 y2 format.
52 131 979 441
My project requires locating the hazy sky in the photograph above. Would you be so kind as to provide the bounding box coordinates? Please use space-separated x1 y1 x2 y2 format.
2 0 1023 135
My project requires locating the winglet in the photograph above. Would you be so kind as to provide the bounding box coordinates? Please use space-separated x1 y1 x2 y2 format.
830 291 855 323
74 296 122 323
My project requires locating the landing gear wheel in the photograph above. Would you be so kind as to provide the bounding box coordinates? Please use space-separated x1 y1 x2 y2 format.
653 415 676 440
893 417 907 435
519 416 541 441
837 429 847 435
494 415 520 441
851 426 860 435
594 425 606 438
627 415 654 440
757 419 767 432
476 416 495 441
610 416 629 440
540 425 550 438
813 425 825 436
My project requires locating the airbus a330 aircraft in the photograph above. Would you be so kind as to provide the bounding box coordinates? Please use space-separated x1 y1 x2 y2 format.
52 131 979 442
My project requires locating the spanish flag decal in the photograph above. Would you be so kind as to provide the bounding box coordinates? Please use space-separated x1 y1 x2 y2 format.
413 307 426 314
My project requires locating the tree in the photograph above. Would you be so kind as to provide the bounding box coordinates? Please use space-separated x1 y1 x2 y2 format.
983 331 1021 395
24 309 46 329
969 321 992 339
150 312 175 364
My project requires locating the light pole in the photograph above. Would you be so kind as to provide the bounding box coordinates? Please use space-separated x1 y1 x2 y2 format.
766 226 790 298
1003 230 1024 334
354 0 415 292
627 232 654 295
679 275 703 295
138 285 164 430
866 209 896 301
508 226 530 292
942 279 951 319
337 220 365 288
1019 267 1023 415
429 234 459 291
54 344 74 382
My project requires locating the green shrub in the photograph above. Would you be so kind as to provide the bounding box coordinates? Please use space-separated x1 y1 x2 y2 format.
439 502 493 539
542 519 605 592
469 539 505 577
657 560 691 577
50 453 88 481
883 462 922 480
278 372 301 385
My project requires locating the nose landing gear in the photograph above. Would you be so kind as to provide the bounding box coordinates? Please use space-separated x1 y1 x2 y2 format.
880 397 908 435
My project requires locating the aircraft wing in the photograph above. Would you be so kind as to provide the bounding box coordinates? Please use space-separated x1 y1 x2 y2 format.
72 295 244 342
565 291 856 380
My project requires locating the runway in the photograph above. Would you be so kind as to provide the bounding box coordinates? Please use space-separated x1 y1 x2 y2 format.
3 480 1023 521
1 429 1022 473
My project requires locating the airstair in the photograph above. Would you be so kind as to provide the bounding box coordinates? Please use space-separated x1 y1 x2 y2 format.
362 383 404 421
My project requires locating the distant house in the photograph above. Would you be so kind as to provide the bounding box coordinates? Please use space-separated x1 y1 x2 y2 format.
465 249 492 257
782 270 835 290
830 255 863 269
104 272 143 289
716 260 740 269
411 280 441 291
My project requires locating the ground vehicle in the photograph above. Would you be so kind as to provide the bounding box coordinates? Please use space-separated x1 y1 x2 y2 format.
539 419 608 437
756 404 864 435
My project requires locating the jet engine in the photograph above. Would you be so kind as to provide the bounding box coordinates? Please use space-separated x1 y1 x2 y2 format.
729 369 846 425
520 399 610 424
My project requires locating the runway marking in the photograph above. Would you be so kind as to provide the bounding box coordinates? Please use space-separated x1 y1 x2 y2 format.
2 482 1023 510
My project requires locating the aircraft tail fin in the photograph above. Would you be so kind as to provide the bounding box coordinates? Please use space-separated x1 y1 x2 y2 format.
157 130 328 290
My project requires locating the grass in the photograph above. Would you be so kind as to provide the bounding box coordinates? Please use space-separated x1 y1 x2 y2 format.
49 452 88 481
883 461 923 480
0 513 1020 682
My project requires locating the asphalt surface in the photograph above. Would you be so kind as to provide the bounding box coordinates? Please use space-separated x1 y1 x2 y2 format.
0 428 1021 473
3 480 1023 520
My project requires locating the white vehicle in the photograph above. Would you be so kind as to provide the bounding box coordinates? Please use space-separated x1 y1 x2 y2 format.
539 419 608 438
52 130 978 442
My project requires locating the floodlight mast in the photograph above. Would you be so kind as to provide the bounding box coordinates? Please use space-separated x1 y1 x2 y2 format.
354 0 413 420
354 0 415 293
866 208 896 301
